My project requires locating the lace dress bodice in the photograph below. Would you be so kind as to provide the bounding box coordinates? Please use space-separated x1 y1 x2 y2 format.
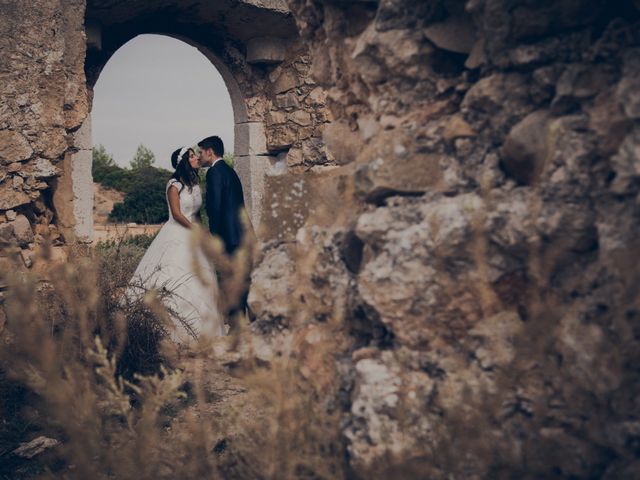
166 179 202 222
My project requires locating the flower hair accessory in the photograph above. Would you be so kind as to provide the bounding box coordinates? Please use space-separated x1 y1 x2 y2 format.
172 146 190 169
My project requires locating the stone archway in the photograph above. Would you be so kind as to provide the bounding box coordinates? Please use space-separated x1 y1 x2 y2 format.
0 0 335 266
56 0 320 244
64 34 252 243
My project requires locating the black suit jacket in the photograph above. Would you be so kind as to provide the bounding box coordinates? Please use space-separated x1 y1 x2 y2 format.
205 160 246 254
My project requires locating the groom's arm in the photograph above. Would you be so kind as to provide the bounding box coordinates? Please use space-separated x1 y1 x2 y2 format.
205 167 223 236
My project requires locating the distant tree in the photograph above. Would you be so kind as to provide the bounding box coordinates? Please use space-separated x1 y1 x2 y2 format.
223 152 234 167
108 166 172 224
92 144 121 184
93 144 115 169
130 144 156 170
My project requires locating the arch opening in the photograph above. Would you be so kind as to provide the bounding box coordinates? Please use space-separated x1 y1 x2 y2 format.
86 34 238 241
63 12 267 243
54 0 322 246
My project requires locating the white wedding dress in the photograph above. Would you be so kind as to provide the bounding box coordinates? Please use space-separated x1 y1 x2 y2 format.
127 178 224 342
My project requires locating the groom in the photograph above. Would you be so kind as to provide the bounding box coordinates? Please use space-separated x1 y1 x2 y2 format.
198 135 245 255
198 135 251 319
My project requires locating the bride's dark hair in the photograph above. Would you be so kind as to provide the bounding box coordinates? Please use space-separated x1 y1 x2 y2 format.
170 147 199 192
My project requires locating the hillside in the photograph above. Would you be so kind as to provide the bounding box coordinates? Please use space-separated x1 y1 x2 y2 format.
93 182 124 225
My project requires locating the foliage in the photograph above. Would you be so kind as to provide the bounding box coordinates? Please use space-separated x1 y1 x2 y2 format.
108 167 171 224
92 144 122 190
93 144 115 169
91 148 172 224
95 233 158 253
130 144 156 170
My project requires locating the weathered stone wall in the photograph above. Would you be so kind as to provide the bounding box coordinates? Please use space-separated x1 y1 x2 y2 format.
0 0 88 267
247 0 640 477
3 0 640 477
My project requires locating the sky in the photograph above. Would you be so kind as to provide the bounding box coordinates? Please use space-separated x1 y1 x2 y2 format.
91 34 234 171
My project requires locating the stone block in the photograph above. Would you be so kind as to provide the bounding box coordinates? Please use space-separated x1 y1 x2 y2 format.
32 246 68 281
291 110 312 126
0 182 30 210
0 130 33 164
248 243 296 321
301 136 325 164
356 115 379 141
272 69 300 94
355 152 446 203
266 125 296 150
73 115 92 151
501 110 551 185
32 158 59 178
617 48 640 120
71 150 93 243
266 110 287 125
610 126 640 195
465 38 486 69
323 121 361 165
274 92 300 109
234 154 273 230
20 249 34 268
442 115 476 143
306 87 327 105
267 153 288 176
0 223 13 244
246 37 286 65
586 89 632 156
12 214 33 247
424 14 476 54
286 148 303 166
0 305 5 334
352 129 449 202
552 64 614 114
258 165 355 242
234 122 268 156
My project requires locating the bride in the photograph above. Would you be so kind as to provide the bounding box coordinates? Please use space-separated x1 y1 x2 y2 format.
127 146 224 342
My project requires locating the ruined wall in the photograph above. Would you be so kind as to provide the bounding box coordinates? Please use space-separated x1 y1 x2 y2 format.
0 0 88 268
248 0 640 477
3 0 640 477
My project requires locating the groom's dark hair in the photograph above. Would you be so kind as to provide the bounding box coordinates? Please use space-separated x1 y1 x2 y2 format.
198 136 224 157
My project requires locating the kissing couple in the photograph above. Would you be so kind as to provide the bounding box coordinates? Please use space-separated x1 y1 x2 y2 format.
127 135 251 343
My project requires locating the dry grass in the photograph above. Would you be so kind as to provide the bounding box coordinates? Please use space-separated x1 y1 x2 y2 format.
0 224 348 480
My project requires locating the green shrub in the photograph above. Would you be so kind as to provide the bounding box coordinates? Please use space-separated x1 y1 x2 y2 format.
95 233 157 257
99 167 172 224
